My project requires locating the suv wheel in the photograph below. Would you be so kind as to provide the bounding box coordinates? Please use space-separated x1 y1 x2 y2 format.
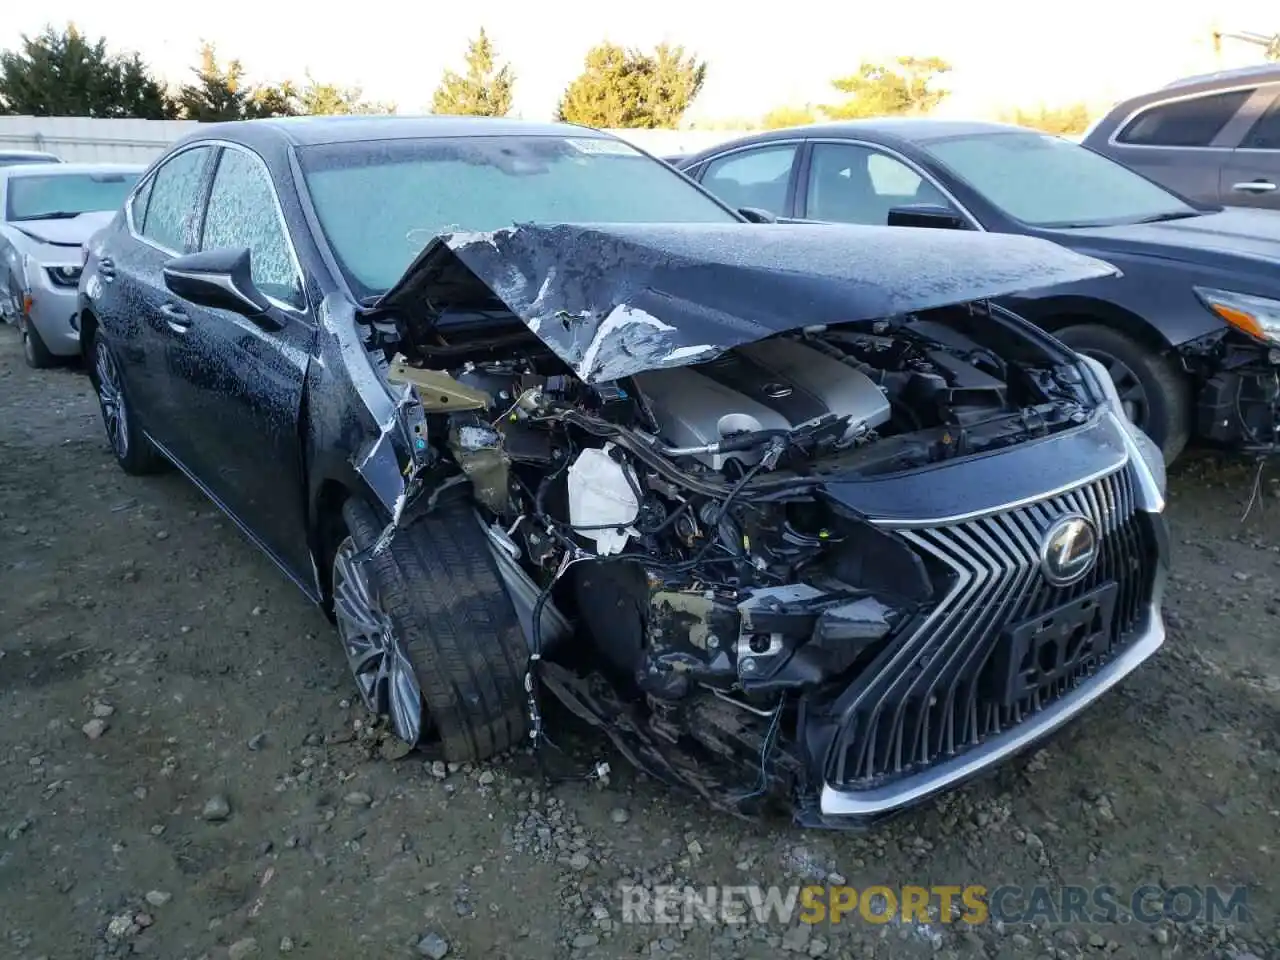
1056 324 1191 464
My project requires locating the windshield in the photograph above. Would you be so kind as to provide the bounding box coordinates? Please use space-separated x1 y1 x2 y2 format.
298 135 738 299
924 131 1198 228
5 171 139 222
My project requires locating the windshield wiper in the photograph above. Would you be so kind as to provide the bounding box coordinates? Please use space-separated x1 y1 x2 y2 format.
11 210 86 221
1134 211 1201 224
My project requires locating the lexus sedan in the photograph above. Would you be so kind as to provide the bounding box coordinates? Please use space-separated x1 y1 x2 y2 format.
77 116 1167 826
679 120 1280 462
0 162 142 367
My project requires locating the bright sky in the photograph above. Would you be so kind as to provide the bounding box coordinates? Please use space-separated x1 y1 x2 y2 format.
4 1 1279 121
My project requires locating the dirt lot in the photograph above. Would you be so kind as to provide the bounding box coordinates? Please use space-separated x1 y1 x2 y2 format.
0 323 1277 960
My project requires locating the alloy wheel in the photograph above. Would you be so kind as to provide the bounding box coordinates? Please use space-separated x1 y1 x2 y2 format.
1080 348 1149 426
93 339 130 459
332 538 424 745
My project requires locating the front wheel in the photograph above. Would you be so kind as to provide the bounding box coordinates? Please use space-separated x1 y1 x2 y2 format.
19 315 58 369
333 499 529 760
1055 324 1192 464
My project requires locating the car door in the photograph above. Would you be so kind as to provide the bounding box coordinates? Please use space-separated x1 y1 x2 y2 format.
95 145 217 441
694 143 802 218
1221 87 1280 209
162 144 317 585
1101 86 1264 204
796 140 968 227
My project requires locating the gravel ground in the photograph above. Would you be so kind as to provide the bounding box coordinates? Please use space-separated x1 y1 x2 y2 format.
1 323 1277 960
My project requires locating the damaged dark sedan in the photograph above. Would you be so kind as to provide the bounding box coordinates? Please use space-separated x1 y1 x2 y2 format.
77 117 1169 826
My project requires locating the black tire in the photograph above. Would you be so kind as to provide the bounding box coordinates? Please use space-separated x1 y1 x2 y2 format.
342 498 529 761
19 315 59 369
89 330 167 475
1056 324 1192 464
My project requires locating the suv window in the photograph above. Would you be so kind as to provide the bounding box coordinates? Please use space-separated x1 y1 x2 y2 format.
200 148 303 309
1242 93 1280 149
142 147 213 252
701 145 797 216
1117 88 1252 147
805 142 952 224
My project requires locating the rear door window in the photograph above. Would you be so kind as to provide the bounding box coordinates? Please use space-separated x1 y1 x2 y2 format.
1241 93 1280 149
140 146 214 253
700 145 799 217
1117 89 1253 147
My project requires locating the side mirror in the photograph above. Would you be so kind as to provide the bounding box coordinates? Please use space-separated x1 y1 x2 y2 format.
887 204 968 230
163 247 270 317
738 206 779 224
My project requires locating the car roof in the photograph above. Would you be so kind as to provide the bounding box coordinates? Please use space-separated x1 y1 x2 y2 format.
682 118 1035 163
0 149 61 160
0 161 143 180
1159 62 1280 91
187 115 605 148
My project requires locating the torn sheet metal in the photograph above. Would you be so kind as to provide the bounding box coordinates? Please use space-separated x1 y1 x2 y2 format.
375 221 1119 384
350 378 437 557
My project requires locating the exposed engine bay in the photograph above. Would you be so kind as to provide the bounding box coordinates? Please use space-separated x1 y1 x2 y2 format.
363 291 1106 815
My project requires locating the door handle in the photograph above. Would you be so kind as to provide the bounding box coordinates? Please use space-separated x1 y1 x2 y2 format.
159 302 191 331
97 257 116 281
1231 180 1277 193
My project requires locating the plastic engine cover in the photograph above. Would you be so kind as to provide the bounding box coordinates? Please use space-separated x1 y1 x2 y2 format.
632 338 891 468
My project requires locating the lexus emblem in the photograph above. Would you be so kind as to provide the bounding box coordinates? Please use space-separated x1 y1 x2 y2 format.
1039 514 1099 586
762 382 793 399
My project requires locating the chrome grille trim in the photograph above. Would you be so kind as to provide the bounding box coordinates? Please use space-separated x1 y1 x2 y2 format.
828 465 1154 788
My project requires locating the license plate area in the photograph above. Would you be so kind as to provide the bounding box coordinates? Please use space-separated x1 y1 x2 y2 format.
993 583 1119 706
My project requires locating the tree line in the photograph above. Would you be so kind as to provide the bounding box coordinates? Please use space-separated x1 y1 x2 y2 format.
0 23 1092 133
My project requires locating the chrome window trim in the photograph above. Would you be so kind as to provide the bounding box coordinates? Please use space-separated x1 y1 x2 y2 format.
125 139 307 316
1105 82 1276 152
693 138 805 168
805 136 986 231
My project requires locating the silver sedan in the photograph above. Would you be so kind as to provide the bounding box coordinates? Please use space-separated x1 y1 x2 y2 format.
0 162 142 368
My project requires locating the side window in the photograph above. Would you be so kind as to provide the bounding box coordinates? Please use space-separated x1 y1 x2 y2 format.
142 147 214 252
805 143 952 225
1242 93 1280 149
1117 89 1253 147
700 145 798 216
200 148 303 309
129 176 154 232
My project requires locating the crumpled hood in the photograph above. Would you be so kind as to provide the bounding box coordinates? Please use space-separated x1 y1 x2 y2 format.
7 210 115 248
378 222 1118 383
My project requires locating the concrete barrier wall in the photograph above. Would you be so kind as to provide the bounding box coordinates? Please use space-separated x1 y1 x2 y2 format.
0 116 753 163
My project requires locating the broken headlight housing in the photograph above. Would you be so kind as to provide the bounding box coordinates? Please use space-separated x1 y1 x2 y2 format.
1194 286 1280 346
